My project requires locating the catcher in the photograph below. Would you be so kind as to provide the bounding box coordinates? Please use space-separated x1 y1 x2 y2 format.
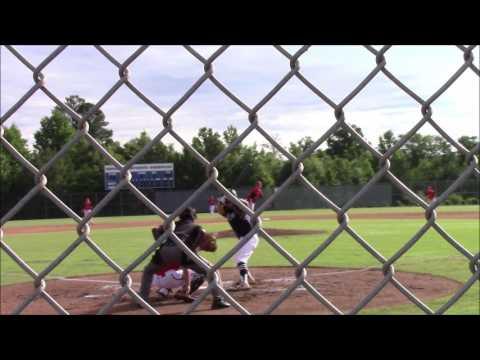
217 194 259 290
152 266 205 302
138 207 230 309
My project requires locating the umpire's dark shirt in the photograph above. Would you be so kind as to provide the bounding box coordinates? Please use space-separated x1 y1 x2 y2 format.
173 219 202 249
152 218 202 266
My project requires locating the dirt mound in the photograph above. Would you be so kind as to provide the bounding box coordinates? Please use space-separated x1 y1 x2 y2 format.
0 267 461 315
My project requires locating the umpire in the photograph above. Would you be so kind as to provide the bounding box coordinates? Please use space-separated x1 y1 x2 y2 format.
138 207 230 310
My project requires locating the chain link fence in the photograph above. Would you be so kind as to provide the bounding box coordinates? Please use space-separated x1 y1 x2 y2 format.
1 45 479 315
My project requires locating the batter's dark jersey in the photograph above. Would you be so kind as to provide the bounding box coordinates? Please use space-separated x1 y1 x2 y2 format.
225 208 252 238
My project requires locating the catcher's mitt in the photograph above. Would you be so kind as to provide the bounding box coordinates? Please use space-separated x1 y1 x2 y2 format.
151 225 164 241
198 230 217 252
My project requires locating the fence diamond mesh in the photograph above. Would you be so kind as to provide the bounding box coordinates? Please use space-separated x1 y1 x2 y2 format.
0 45 479 315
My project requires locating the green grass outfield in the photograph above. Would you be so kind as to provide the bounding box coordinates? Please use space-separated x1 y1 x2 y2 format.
1 205 478 315
3 205 478 228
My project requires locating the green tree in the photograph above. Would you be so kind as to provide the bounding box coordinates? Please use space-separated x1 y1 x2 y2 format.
326 124 366 160
223 125 243 159
174 127 227 188
192 127 226 161
33 101 115 194
403 134 436 169
176 146 206 188
106 140 128 164
32 109 75 192
378 130 396 154
0 124 32 194
33 108 75 154
60 95 114 146
377 130 409 181
289 136 315 157
120 131 177 164
351 155 375 184
456 135 479 170
458 136 477 151
121 131 152 161
66 138 107 192
223 125 240 146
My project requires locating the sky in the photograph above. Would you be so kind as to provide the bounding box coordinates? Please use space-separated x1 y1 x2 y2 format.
1 45 479 154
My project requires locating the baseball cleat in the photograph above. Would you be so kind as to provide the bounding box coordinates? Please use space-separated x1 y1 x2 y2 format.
230 279 251 291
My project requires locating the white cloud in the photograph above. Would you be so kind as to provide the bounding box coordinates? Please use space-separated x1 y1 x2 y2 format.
1 45 478 153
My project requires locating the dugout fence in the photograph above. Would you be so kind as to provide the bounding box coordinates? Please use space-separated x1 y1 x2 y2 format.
1 45 478 315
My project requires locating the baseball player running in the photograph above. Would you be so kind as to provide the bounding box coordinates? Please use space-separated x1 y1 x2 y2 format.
217 193 259 291
138 207 230 309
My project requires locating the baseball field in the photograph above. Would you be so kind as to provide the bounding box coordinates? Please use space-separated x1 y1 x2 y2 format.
1 205 478 315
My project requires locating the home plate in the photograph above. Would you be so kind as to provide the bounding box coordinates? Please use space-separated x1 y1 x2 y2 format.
101 284 121 290
83 294 109 299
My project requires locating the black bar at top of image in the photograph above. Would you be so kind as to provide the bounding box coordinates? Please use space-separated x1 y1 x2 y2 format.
0 6 477 45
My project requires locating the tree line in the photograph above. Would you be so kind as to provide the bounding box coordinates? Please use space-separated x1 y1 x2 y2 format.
1 95 478 199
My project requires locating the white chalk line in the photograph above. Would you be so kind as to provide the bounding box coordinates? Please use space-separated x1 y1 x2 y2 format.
49 267 374 286
48 267 376 298
83 294 109 299
49 277 122 284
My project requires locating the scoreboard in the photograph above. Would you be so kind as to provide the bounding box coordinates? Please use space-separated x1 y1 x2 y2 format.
104 163 175 190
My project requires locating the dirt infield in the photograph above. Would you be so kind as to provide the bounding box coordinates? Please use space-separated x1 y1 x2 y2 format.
3 211 478 235
0 267 461 315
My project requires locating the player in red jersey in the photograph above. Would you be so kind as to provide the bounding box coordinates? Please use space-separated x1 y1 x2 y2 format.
207 195 217 214
425 186 436 203
82 197 93 217
246 181 263 210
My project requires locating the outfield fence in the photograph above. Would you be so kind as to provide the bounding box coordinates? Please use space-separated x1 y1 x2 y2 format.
1 45 479 315
1 179 478 219
0 183 393 219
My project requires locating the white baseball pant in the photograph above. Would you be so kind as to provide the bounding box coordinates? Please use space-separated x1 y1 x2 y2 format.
235 233 259 264
152 269 203 292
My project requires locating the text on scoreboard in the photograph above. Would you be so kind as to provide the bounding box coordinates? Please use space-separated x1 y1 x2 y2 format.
104 163 175 190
